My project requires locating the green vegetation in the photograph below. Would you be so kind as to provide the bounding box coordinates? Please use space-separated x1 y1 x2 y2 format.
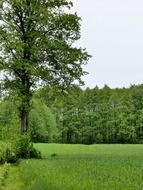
0 1 143 189
0 0 90 134
0 98 57 143
35 84 143 144
1 84 143 145
3 144 143 190
0 137 41 165
29 99 57 143
0 142 17 164
0 163 10 189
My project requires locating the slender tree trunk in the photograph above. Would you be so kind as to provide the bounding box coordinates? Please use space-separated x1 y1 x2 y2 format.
19 87 30 134
67 130 72 143
20 75 31 134
20 104 29 134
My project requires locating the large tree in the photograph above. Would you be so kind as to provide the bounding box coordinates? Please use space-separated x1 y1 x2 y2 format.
0 0 90 134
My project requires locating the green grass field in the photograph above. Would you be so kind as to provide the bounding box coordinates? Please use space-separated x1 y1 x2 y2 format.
2 144 143 190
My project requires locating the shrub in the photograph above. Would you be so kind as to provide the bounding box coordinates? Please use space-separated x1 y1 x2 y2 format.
14 135 41 159
0 136 41 165
0 142 18 164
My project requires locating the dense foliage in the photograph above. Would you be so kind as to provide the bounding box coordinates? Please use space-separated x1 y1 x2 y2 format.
0 98 57 143
1 84 143 144
0 0 90 134
35 84 143 144
0 137 41 164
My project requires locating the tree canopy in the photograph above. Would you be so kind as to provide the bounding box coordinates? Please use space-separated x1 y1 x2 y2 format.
0 0 90 133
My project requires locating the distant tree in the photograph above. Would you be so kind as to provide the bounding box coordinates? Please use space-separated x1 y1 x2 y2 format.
0 0 90 134
29 99 58 143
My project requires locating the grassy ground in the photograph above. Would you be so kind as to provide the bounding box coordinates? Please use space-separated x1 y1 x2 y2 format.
2 144 143 190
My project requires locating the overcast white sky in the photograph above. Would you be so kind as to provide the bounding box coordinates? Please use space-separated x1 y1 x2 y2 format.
72 0 143 88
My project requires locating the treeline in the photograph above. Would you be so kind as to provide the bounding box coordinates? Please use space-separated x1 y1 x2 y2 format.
35 84 143 144
1 84 143 144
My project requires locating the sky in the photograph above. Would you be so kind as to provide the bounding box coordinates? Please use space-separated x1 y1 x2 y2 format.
71 0 143 89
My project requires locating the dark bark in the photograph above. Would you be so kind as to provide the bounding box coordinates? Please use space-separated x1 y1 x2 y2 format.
20 105 28 133
67 130 72 143
19 78 31 134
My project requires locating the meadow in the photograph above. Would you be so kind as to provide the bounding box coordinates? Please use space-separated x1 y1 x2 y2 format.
2 144 143 190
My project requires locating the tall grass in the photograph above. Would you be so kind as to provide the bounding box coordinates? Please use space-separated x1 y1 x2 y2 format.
0 162 10 189
14 144 143 190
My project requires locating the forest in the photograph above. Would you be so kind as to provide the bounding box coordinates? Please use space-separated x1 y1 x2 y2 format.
1 0 143 189
1 84 143 145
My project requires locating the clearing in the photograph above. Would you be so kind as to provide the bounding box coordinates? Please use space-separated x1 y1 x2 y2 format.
2 144 143 190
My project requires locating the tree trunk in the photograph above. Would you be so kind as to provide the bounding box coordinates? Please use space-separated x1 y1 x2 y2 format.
20 104 29 134
67 130 72 143
20 76 31 134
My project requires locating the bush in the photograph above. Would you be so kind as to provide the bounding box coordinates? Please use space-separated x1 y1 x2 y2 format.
0 142 18 164
0 136 41 165
14 135 41 159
